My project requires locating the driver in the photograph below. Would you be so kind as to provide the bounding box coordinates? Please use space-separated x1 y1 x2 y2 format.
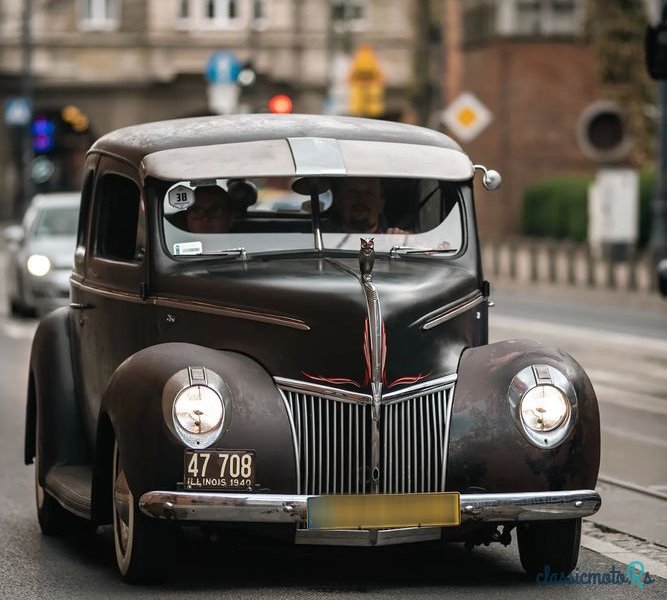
185 186 238 234
331 178 409 234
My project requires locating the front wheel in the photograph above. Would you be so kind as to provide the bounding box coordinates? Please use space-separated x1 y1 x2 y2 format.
517 518 581 578
112 440 176 583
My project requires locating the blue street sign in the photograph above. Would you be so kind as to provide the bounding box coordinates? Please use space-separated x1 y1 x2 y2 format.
205 51 242 85
4 97 32 127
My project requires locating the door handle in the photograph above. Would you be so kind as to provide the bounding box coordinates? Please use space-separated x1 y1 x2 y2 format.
69 302 93 310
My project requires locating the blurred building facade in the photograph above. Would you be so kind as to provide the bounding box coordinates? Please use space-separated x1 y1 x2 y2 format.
1 0 654 237
0 0 416 217
441 0 604 238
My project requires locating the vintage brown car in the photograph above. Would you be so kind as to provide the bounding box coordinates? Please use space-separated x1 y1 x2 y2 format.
25 114 601 583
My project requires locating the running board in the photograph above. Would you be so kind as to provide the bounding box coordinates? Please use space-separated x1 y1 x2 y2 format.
45 465 92 520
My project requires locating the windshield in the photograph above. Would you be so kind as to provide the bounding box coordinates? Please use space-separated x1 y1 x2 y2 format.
160 176 465 257
31 206 79 238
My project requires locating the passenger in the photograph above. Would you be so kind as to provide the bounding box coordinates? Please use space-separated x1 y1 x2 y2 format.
186 186 238 234
331 178 409 234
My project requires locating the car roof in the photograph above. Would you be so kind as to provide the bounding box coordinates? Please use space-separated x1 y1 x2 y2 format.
31 192 80 209
90 114 465 170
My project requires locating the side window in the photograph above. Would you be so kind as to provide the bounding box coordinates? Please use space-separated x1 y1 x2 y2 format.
94 173 142 262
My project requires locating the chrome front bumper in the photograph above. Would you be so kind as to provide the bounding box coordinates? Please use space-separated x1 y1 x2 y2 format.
139 489 601 528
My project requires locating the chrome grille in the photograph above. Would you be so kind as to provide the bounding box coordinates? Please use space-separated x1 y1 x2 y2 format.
279 382 454 496
382 389 451 493
280 391 370 495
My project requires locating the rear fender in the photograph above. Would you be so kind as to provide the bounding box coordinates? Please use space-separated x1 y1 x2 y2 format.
25 307 90 483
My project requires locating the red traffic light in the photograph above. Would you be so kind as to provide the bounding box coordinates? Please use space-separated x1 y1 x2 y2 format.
268 94 293 114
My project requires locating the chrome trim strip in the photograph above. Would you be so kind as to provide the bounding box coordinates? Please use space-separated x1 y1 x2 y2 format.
288 137 347 176
70 280 311 331
70 279 143 304
459 490 602 522
278 389 301 494
441 385 455 491
139 489 602 524
275 377 372 405
295 527 442 547
275 374 457 404
362 277 384 422
419 291 485 331
154 297 310 331
383 374 457 401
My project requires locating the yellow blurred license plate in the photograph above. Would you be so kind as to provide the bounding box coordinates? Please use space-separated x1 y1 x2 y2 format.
307 493 461 530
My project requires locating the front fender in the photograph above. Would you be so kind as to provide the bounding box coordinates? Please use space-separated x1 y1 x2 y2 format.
102 343 297 499
447 339 600 493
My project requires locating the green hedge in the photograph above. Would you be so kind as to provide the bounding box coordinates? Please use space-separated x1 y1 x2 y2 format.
521 171 655 246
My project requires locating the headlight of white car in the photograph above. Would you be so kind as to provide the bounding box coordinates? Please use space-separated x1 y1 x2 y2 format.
508 364 577 448
26 254 51 277
163 366 231 448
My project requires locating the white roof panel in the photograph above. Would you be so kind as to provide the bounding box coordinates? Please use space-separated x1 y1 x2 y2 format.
142 138 473 182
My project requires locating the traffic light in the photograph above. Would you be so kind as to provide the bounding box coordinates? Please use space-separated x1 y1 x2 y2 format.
61 105 90 133
28 106 94 190
237 62 257 88
31 114 55 154
576 101 632 164
31 106 90 155
268 94 293 114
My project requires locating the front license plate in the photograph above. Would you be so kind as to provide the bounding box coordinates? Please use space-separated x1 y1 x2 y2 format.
307 492 461 530
183 450 255 491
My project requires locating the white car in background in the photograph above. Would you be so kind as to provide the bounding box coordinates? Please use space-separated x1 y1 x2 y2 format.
4 192 79 317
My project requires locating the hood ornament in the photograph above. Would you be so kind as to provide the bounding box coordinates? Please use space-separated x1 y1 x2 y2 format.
358 237 382 421
359 237 375 281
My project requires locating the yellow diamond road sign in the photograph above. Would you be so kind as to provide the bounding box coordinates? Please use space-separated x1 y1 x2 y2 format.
441 92 492 142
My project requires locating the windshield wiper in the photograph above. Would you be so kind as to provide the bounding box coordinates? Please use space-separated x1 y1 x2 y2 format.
389 245 459 257
211 247 247 259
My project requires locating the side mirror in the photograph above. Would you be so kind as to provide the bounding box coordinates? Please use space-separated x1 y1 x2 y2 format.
473 165 502 191
657 258 667 298
3 225 24 245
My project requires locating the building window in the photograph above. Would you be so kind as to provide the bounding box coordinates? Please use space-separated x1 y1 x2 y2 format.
78 0 119 31
516 1 541 34
203 0 242 27
331 0 366 32
515 0 580 36
549 0 577 34
251 0 269 29
178 0 190 20
463 1 497 44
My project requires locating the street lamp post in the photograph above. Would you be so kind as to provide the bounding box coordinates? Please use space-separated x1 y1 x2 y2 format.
19 0 34 217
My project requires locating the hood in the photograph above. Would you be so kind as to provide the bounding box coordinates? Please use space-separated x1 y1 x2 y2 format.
157 254 480 391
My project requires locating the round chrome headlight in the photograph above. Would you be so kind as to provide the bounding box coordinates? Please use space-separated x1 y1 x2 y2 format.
27 254 51 277
173 385 224 434
520 385 569 432
508 364 577 448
